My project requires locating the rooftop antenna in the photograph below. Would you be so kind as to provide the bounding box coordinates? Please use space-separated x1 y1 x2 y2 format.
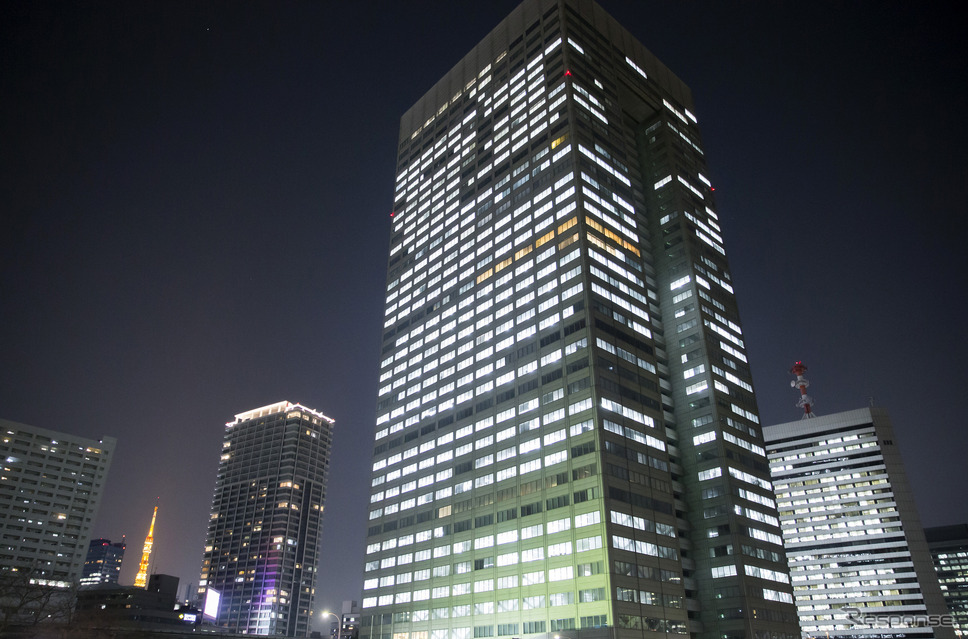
790 361 816 419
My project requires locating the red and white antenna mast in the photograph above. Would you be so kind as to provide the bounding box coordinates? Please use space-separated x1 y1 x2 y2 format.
790 361 815 419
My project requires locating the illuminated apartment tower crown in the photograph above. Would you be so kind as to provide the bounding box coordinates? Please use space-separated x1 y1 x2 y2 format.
198 402 334 636
362 2 798 639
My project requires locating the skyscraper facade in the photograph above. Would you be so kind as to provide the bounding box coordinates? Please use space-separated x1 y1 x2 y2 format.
764 407 954 639
0 418 115 587
925 524 967 636
80 537 126 586
198 401 334 636
362 3 797 639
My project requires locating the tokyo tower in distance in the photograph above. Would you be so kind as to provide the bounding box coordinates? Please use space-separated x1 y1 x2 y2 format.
133 503 158 588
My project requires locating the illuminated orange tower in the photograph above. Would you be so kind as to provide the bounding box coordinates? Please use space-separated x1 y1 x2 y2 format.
133 504 158 588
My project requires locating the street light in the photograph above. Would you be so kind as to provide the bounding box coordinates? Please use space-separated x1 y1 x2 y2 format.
320 610 341 639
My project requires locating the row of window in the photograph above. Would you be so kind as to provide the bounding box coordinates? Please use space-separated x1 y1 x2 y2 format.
363 522 687 602
367 394 668 521
379 265 585 408
378 246 583 432
366 508 602 560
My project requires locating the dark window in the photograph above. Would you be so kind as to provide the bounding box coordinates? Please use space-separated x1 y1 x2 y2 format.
566 358 589 374
541 369 563 385
572 464 596 480
564 318 587 336
539 331 561 347
571 441 596 457
496 389 515 404
546 495 570 510
546 472 568 488
518 379 538 394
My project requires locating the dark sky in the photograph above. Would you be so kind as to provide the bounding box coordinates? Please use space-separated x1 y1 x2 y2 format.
2 0 966 627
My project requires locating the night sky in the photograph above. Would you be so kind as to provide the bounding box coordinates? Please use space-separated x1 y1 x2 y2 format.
2 0 966 627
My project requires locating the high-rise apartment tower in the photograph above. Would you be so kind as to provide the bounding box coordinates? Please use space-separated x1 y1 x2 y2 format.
362 2 798 639
0 418 115 587
198 401 334 636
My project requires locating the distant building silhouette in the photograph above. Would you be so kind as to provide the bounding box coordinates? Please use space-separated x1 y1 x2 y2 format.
197 402 334 636
80 537 125 586
0 417 115 586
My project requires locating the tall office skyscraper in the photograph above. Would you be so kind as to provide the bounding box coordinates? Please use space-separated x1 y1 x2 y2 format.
926 525 967 636
363 2 797 639
80 537 126 586
764 407 954 639
0 418 115 586
198 401 334 636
